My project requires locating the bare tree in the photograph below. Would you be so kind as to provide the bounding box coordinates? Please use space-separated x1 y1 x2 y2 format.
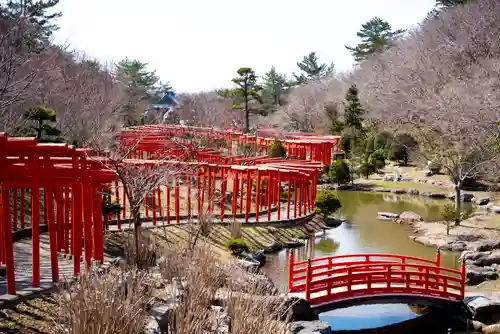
177 91 237 128
89 132 195 267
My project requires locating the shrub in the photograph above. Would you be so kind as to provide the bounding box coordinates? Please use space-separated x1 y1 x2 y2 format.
358 162 375 179
374 131 393 152
314 190 341 217
368 150 386 170
268 138 286 158
428 161 442 174
323 164 331 174
225 238 249 255
388 142 408 165
329 159 350 185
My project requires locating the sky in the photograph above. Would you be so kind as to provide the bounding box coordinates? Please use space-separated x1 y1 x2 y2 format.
52 0 436 93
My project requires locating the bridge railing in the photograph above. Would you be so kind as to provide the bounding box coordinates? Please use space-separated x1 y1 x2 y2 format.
288 252 466 305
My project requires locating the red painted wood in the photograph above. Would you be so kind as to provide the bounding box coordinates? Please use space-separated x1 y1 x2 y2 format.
288 253 466 305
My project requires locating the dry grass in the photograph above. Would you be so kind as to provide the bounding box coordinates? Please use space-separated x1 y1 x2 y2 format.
54 268 157 334
159 242 291 334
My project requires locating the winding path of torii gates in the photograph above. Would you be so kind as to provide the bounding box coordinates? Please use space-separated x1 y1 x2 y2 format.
0 125 466 307
0 126 340 294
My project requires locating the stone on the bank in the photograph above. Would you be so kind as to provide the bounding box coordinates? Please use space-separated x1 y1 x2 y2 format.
227 265 277 294
244 251 266 266
475 197 491 206
467 295 500 325
441 240 468 252
290 321 332 334
475 242 500 252
236 259 260 273
490 206 500 214
377 212 399 219
398 211 423 223
464 250 500 267
466 264 498 285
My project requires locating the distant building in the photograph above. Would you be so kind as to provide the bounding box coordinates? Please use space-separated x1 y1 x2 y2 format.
146 92 181 124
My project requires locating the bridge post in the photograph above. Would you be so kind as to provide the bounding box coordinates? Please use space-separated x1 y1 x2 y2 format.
305 258 311 300
288 250 295 292
460 260 466 298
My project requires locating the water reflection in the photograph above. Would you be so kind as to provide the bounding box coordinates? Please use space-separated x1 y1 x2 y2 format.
320 303 421 331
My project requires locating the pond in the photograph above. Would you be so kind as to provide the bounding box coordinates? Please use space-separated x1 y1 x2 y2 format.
262 191 470 332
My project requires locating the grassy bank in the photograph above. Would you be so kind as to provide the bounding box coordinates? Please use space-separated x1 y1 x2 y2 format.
0 215 327 332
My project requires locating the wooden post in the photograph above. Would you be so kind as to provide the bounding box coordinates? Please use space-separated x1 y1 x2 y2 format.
288 249 295 292
305 258 312 301
460 260 466 298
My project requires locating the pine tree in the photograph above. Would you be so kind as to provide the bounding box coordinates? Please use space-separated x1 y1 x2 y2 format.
115 58 160 125
21 106 63 142
261 66 288 106
217 67 269 133
435 0 472 8
3 0 61 43
346 17 405 62
343 85 364 132
293 52 334 85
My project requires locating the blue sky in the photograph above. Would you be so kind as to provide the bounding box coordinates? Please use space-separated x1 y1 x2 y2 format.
52 0 436 93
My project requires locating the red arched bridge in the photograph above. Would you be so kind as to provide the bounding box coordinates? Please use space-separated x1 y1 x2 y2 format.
288 252 466 307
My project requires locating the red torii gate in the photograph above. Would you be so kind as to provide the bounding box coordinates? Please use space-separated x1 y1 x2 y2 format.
0 133 116 294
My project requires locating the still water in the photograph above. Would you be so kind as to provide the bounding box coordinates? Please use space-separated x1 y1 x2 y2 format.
263 191 469 332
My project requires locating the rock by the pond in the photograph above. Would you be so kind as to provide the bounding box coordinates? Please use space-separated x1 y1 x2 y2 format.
464 250 500 267
475 241 500 252
466 264 498 285
377 212 400 219
441 240 468 252
290 321 332 334
467 295 500 325
475 197 491 206
243 251 266 266
236 258 260 273
376 215 394 221
227 265 278 294
398 211 423 223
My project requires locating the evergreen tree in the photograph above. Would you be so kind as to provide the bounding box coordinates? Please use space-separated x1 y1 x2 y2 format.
217 67 269 133
346 17 405 62
261 66 288 106
115 58 160 125
293 52 334 85
435 0 472 8
3 0 61 43
20 106 63 142
343 84 364 131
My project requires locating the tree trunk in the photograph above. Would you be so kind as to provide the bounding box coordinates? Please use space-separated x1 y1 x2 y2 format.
133 208 142 268
244 96 249 134
454 184 461 226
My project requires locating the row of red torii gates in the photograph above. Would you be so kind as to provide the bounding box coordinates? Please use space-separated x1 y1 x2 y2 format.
0 126 341 294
